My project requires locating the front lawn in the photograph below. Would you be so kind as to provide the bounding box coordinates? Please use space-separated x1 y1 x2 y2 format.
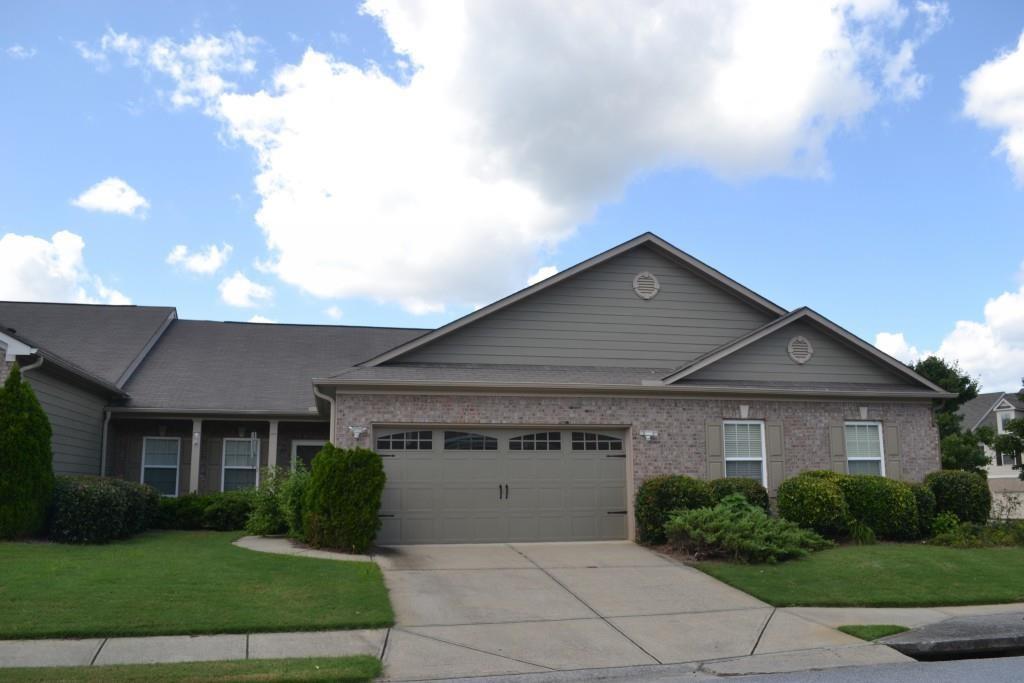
696 544 1024 607
0 531 393 639
0 655 381 682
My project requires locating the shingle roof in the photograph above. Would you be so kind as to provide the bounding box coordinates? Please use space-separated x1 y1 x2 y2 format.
122 320 426 413
958 391 1024 431
0 301 175 387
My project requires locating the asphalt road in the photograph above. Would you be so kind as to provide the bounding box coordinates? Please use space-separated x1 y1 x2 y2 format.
737 656 1024 683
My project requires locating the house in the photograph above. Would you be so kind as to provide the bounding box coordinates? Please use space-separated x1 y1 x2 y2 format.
958 391 1024 495
0 233 950 543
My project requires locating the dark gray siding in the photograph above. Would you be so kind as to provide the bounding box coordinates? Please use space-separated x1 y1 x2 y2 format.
24 369 105 475
684 321 917 386
108 419 193 496
401 246 776 368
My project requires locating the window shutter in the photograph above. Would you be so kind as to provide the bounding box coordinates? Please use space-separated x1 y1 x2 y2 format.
706 421 724 479
829 425 846 474
884 424 901 480
766 422 785 494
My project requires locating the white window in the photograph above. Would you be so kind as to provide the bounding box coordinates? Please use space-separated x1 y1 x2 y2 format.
723 421 766 484
222 438 260 492
844 422 885 476
997 411 1017 434
142 437 180 497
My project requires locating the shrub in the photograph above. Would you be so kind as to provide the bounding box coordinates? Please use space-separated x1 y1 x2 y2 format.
708 478 770 512
109 479 161 535
836 475 919 541
910 483 937 538
156 494 208 530
924 470 991 524
202 490 255 531
245 467 289 536
280 462 311 538
777 475 848 537
635 475 714 545
48 476 129 543
304 445 386 553
0 364 55 539
798 470 845 484
930 519 1024 548
665 494 832 563
847 518 877 545
930 511 960 536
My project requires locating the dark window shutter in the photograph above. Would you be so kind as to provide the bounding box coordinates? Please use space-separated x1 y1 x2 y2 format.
766 422 785 494
829 425 846 474
706 421 723 479
884 424 901 480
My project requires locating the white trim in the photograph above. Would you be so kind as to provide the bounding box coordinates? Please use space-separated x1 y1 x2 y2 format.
221 437 261 492
997 410 1018 434
141 436 181 497
843 421 886 476
0 332 36 361
291 439 326 470
189 419 203 493
722 420 768 487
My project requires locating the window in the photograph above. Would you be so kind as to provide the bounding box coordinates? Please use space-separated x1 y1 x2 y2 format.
723 421 765 483
376 430 432 450
509 432 561 450
444 431 497 450
222 438 259 491
997 411 1017 434
844 422 884 476
571 432 623 451
142 437 180 497
291 440 326 470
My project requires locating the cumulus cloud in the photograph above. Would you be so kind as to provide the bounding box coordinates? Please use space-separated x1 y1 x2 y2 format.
964 29 1024 183
881 2 949 102
166 243 232 274
874 331 921 363
98 2 944 313
247 314 276 323
72 177 149 216
0 230 130 304
527 265 558 286
218 271 272 307
5 44 37 60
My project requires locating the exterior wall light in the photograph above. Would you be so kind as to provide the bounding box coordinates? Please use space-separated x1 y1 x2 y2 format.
639 430 658 443
349 425 367 440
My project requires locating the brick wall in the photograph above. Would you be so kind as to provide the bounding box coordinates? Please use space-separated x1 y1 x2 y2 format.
333 392 940 486
0 359 10 384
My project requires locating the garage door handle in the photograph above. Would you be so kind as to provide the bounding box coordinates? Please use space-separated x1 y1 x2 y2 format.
504 484 509 500
498 484 503 500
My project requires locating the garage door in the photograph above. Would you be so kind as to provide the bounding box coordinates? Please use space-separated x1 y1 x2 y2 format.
374 427 628 544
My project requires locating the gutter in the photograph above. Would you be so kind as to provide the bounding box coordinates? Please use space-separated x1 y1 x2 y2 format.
19 356 44 373
100 409 111 476
312 385 336 443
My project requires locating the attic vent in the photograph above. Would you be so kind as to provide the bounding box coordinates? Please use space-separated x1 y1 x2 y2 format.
633 271 660 300
787 336 814 364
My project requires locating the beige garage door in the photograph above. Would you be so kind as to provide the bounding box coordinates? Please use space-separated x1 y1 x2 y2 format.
374 427 628 544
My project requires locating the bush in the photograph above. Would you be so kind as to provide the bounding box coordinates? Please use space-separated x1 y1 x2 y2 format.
924 470 991 524
665 494 832 563
777 475 849 537
110 479 161 535
930 511 960 537
201 490 255 531
280 462 311 538
48 476 129 543
799 470 845 484
0 364 55 539
156 494 208 530
930 518 1024 548
836 475 919 541
910 483 937 538
847 518 877 545
304 445 386 553
708 478 770 512
245 467 289 536
635 475 714 545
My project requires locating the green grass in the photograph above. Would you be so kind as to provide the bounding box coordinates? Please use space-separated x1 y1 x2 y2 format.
838 624 910 641
0 531 393 639
696 544 1024 607
0 655 381 682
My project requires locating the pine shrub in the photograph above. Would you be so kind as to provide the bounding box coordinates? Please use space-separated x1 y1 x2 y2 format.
303 445 386 553
708 478 770 512
0 364 55 538
635 475 715 545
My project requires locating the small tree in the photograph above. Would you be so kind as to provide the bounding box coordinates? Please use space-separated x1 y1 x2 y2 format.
0 364 55 538
911 357 979 439
993 418 1024 480
939 431 990 475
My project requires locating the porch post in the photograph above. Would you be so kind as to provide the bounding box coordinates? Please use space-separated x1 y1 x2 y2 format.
189 418 202 493
267 419 279 468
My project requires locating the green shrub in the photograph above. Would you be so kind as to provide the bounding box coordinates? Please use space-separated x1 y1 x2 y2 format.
280 462 311 538
635 475 714 545
110 479 161 535
931 511 960 536
910 483 937 538
777 475 848 537
245 467 289 536
836 475 919 541
847 518 877 545
156 494 208 530
929 519 1024 548
0 364 55 539
924 470 991 524
708 478 770 512
48 476 129 543
798 470 845 484
202 490 255 531
304 445 386 553
665 494 832 564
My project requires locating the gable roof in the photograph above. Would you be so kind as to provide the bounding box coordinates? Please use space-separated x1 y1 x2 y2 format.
357 233 787 368
0 326 127 397
659 307 951 396
0 301 176 388
958 391 1024 431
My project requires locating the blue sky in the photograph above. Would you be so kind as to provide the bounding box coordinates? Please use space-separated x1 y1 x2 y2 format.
2 1 1023 390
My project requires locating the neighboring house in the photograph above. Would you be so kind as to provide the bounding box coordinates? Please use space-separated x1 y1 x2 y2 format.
958 391 1024 495
0 233 951 544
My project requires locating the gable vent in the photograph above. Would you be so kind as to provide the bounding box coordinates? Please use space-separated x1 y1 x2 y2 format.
787 336 814 364
633 271 660 300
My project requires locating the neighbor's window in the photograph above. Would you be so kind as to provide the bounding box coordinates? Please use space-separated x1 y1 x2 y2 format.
222 438 259 491
997 412 1017 434
844 422 884 476
723 421 765 483
142 437 180 497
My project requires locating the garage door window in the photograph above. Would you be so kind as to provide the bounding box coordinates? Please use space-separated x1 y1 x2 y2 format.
571 432 623 450
509 432 561 450
444 431 498 450
376 430 432 450
723 421 765 484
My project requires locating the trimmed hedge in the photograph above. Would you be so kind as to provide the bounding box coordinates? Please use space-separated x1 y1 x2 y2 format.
0 364 55 539
48 476 160 544
924 470 991 524
635 475 714 545
910 483 937 538
835 475 918 541
777 475 849 537
156 490 255 531
281 463 311 538
304 445 386 553
709 478 770 512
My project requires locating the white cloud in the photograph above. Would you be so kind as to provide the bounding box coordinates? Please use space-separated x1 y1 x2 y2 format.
527 265 558 286
72 177 149 217
247 314 276 323
874 331 921 363
881 3 948 102
964 30 1024 184
166 243 232 274
218 271 272 307
0 230 130 304
325 305 343 320
100 3 942 313
5 44 37 60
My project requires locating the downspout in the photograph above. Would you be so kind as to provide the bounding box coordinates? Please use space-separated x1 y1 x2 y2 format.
100 409 112 477
312 385 336 444
19 356 43 373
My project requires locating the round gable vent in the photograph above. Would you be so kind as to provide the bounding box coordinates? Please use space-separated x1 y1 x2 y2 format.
787 336 814 364
633 271 660 300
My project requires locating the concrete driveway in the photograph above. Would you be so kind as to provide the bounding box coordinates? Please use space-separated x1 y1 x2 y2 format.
374 541 881 681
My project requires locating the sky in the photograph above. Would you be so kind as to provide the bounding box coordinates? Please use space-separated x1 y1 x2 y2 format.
1 0 1023 391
